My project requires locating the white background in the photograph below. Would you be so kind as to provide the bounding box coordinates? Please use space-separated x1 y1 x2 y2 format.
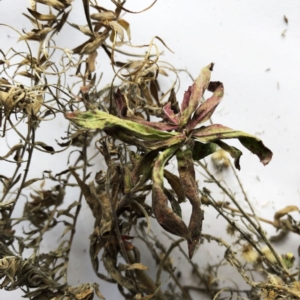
1 0 300 299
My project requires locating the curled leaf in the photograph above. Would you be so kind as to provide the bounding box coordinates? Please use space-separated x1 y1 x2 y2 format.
193 124 273 166
152 146 189 239
177 148 203 258
274 206 299 227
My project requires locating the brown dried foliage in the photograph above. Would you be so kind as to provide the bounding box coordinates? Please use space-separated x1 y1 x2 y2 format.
0 1 299 300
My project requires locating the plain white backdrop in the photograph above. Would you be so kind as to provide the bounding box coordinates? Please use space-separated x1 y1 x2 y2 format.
1 1 300 299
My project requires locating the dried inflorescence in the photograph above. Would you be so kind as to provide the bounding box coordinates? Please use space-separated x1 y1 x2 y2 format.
0 1 300 300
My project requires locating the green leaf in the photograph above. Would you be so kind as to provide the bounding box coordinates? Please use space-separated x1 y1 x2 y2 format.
152 145 189 239
192 124 273 166
65 110 177 141
192 141 217 161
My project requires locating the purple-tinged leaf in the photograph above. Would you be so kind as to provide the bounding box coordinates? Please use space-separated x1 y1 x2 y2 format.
164 169 186 203
179 63 214 129
163 102 179 125
180 86 192 114
177 148 203 259
125 116 178 131
152 146 190 239
114 90 127 117
188 83 224 130
193 124 273 166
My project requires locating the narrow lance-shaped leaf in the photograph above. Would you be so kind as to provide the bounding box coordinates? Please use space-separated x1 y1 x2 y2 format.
214 140 242 170
65 110 177 141
179 63 214 129
164 169 186 203
152 145 190 239
188 82 224 130
177 147 203 259
192 124 273 166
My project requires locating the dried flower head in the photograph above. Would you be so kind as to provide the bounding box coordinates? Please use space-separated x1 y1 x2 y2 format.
260 289 278 300
226 223 236 236
211 148 230 171
261 246 278 263
241 244 259 262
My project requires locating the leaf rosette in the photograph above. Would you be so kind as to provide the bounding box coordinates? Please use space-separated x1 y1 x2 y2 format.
65 63 273 258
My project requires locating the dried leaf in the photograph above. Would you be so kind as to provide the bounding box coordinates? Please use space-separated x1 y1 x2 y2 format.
27 8 56 21
69 23 93 37
23 177 44 188
90 11 116 22
126 263 149 270
89 183 112 237
118 19 131 40
0 143 23 159
274 206 299 227
33 0 72 10
87 50 98 72
35 141 55 152
82 0 95 36
109 20 124 41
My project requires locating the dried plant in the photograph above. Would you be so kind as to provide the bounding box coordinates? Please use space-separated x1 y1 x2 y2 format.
1 1 300 300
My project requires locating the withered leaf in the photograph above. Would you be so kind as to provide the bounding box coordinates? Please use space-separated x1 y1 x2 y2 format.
68 23 93 37
274 206 299 227
90 11 116 22
126 263 149 270
0 143 23 159
27 8 56 21
35 141 55 152
82 0 95 36
33 0 72 10
164 169 185 203
87 51 98 72
23 177 44 188
118 19 131 41
152 145 190 239
57 201 79 217
109 20 124 42
19 27 53 42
